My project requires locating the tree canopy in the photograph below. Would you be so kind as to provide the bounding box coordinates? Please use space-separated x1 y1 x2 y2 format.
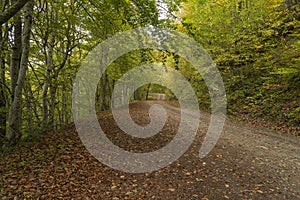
0 0 299 147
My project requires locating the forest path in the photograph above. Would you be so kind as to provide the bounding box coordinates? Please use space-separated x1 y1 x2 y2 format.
1 101 299 199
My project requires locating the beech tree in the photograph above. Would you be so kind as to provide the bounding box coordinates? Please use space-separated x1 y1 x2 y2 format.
0 18 8 146
7 0 33 145
0 0 298 148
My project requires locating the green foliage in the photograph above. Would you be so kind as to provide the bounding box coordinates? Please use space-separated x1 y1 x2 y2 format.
180 0 300 126
21 128 44 143
1 0 299 150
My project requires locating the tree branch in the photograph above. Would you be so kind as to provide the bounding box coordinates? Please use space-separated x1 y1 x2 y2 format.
0 0 30 25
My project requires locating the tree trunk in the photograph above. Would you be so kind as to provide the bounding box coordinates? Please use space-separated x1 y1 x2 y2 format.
99 74 107 111
95 81 101 112
145 83 151 100
61 83 68 125
0 30 7 147
26 81 41 125
42 8 57 128
7 0 33 145
49 83 57 129
10 11 22 99
0 1 8 147
245 0 249 9
111 79 115 109
0 0 30 25
24 83 33 128
134 89 139 101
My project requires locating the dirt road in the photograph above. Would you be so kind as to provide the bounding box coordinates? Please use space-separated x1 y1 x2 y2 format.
154 101 300 199
1 101 299 199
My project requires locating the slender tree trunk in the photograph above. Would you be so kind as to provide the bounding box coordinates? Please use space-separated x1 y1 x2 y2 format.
7 0 33 145
0 32 7 147
24 84 41 127
0 1 8 147
49 83 57 129
104 75 110 110
111 79 115 109
61 83 68 125
95 81 101 112
10 11 22 99
107 76 113 109
26 81 41 125
59 83 68 126
145 83 151 100
134 90 139 101
42 9 57 128
99 74 107 111
24 82 33 128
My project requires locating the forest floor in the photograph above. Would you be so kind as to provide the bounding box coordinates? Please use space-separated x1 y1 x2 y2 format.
1 101 299 199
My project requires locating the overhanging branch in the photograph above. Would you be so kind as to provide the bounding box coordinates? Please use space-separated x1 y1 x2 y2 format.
0 0 30 25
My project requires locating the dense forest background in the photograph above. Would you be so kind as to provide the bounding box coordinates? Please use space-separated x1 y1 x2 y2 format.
0 0 299 148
